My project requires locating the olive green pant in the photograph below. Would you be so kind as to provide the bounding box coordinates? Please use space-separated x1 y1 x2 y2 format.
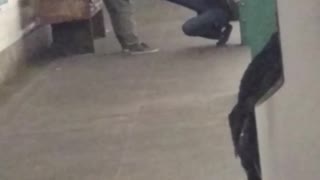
103 0 139 48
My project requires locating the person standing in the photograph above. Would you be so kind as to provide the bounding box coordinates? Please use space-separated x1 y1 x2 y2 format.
103 0 158 54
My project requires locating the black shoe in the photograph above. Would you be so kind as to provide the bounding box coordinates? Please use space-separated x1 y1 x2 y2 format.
216 24 233 46
123 43 159 55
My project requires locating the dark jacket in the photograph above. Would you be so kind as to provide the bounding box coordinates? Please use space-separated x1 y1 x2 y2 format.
167 0 238 20
207 0 239 20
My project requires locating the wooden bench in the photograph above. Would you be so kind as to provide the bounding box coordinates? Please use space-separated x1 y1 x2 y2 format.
38 0 106 54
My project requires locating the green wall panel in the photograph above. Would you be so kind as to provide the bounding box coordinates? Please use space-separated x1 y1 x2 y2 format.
239 0 278 56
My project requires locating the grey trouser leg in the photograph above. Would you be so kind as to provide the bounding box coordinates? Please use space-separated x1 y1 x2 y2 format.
103 0 139 47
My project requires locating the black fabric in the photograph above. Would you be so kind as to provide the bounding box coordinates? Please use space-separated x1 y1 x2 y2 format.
229 32 283 180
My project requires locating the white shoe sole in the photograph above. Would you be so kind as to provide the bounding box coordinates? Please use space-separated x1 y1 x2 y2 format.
123 48 159 55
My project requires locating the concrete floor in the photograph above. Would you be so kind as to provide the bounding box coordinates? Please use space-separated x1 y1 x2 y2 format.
0 1 250 180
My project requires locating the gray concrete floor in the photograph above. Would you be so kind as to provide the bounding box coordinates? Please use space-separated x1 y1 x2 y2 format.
0 1 250 180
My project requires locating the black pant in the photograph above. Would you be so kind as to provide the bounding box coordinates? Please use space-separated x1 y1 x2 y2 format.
168 0 229 40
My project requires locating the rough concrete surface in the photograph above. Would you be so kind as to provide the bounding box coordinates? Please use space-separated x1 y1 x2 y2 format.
0 1 250 180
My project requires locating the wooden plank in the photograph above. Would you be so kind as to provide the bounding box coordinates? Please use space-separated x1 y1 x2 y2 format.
38 0 103 24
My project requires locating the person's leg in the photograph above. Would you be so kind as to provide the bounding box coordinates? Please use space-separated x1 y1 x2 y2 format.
103 0 138 47
182 8 228 39
216 23 233 46
103 0 158 54
182 8 233 45
182 17 220 39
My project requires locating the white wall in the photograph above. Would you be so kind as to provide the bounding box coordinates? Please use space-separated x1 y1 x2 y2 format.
0 0 38 52
256 0 320 179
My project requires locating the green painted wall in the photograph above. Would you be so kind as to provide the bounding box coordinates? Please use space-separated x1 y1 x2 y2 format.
239 0 278 56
